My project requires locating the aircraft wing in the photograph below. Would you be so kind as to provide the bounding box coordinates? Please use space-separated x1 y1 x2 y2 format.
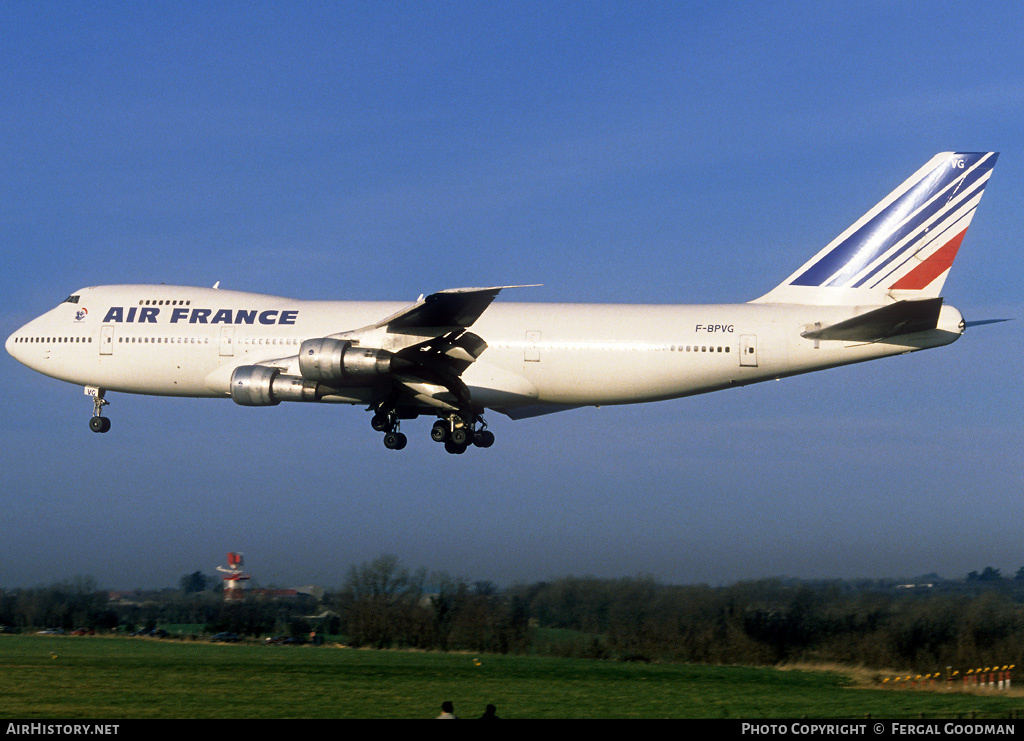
374 285 537 332
243 286 539 415
293 285 537 414
374 287 536 411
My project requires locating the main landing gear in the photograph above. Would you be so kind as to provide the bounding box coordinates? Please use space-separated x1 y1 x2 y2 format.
430 414 494 455
88 389 111 433
371 409 408 450
371 407 495 453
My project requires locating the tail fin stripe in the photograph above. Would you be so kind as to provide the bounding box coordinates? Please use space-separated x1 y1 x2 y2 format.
844 175 987 288
888 229 968 291
752 152 998 306
790 153 994 288
857 203 977 290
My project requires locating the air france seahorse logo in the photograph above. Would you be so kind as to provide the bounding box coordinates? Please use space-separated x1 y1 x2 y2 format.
74 307 88 322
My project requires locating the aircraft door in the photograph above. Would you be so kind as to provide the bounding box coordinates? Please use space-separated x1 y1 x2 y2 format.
100 325 114 356
525 330 541 362
219 326 235 357
739 334 758 367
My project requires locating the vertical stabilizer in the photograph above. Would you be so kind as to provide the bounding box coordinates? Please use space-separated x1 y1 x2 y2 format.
754 152 998 305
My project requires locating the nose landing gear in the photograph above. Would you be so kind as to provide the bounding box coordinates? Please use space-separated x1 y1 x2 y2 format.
87 387 111 433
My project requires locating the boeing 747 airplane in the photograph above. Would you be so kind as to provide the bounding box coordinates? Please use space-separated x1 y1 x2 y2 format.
5 152 999 453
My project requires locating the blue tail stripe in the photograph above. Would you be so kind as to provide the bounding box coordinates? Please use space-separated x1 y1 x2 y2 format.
843 172 989 288
791 153 993 287
860 208 970 292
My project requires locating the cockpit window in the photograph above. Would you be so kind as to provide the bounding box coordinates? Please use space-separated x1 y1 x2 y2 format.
63 295 80 304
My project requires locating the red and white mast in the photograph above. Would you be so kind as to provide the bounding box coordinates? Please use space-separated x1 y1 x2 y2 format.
216 552 251 600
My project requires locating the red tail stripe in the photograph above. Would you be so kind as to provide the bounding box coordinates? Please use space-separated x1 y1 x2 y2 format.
890 229 968 290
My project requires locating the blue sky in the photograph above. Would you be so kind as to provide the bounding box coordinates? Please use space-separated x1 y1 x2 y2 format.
2 2 1022 589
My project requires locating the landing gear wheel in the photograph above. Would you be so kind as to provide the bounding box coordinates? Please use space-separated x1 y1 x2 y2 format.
371 413 393 432
88 389 110 433
433 412 493 453
383 431 407 450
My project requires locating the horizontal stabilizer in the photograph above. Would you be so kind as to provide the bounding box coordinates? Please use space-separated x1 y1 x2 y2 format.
801 298 944 342
964 318 1012 328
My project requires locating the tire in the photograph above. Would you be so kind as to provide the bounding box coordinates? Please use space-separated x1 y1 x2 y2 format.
430 422 448 442
473 430 494 448
89 416 105 433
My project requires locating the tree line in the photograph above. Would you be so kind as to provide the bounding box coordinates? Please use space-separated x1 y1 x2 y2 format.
5 558 1024 672
511 575 1024 671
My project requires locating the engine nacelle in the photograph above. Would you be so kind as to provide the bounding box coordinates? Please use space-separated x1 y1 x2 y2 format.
230 365 322 406
298 338 392 385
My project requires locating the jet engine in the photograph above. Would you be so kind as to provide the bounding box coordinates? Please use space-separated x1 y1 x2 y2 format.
298 338 396 385
230 365 322 406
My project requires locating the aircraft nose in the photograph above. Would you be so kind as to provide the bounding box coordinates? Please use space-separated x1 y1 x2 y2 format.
6 321 35 366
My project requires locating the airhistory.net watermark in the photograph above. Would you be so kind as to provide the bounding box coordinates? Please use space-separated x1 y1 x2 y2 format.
6 724 119 736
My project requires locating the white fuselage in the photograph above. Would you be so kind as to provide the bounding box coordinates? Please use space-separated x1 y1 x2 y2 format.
5 284 964 418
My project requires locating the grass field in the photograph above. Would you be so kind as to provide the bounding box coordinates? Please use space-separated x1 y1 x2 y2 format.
1 635 1022 719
